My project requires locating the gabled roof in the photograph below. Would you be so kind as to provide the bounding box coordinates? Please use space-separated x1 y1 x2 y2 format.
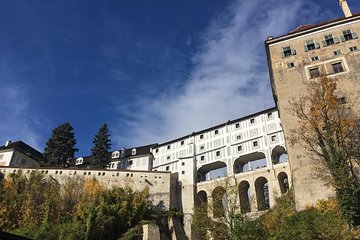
0 141 43 162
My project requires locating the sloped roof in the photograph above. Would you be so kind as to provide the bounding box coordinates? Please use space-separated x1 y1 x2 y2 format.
112 143 157 159
0 141 43 162
288 12 360 34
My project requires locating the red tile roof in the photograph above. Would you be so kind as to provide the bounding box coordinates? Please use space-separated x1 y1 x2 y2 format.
289 12 360 34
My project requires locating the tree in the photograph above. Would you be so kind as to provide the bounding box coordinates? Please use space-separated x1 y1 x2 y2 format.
193 177 263 240
43 122 78 167
288 75 360 226
91 123 111 168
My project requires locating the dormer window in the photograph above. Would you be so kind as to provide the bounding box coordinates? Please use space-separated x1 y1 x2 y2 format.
75 157 83 165
341 30 358 41
281 46 296 57
304 39 320 52
131 148 136 156
112 151 120 159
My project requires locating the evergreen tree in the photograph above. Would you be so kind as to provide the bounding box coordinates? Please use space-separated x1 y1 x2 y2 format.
43 122 78 167
91 123 111 168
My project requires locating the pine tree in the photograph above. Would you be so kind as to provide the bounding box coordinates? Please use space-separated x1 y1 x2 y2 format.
43 122 78 167
91 123 111 168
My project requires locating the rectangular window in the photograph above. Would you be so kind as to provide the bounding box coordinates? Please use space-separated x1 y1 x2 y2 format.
214 130 219 135
338 97 347 104
349 46 358 52
155 149 159 153
311 56 319 62
200 156 205 161
250 118 255 124
182 162 185 166
323 34 335 46
332 62 344 73
236 135 241 140
341 30 358 41
271 135 277 142
309 67 320 78
200 134 204 140
304 39 319 51
200 145 205 151
167 145 171 150
182 171 185 174
235 123 240 128
287 62 295 68
343 30 353 40
282 46 295 57
166 166 170 171
267 112 273 118
333 50 341 56
166 155 170 160
181 140 185 145
216 151 221 157
237 145 242 152
253 141 258 147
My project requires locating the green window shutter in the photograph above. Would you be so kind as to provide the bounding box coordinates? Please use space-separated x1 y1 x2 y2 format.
315 42 320 49
291 49 296 55
304 45 308 52
340 35 345 42
322 40 327 47
334 37 340 44
352 32 358 39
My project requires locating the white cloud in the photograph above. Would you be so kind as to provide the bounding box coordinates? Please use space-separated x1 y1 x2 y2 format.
113 0 333 147
0 64 42 150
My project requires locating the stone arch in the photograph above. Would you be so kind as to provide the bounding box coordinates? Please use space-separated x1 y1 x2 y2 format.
197 161 227 182
255 176 269 211
234 152 267 174
278 172 289 194
238 180 251 213
271 146 288 164
196 190 208 205
212 186 226 218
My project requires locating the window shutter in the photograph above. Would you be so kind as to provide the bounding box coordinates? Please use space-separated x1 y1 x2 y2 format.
291 48 296 55
340 35 345 42
304 45 308 52
281 51 285 58
315 42 320 49
322 40 327 47
334 37 340 44
352 32 358 39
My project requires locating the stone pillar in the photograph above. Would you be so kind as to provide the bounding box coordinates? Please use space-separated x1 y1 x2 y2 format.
142 224 160 240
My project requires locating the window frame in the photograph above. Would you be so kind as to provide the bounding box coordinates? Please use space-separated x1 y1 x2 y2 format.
332 62 344 74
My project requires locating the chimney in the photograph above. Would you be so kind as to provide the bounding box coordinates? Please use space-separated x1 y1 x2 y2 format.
339 0 352 18
5 140 12 147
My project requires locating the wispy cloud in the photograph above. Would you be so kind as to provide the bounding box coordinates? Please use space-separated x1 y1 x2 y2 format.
0 64 43 150
112 0 334 147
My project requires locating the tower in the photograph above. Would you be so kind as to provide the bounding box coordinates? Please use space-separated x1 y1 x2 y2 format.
265 7 360 209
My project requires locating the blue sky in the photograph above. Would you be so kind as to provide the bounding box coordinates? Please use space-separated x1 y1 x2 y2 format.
1 0 359 156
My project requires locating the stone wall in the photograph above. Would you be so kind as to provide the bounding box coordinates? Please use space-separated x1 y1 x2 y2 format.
0 167 174 210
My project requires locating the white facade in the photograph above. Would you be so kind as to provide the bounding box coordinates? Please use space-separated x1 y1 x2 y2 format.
151 108 286 181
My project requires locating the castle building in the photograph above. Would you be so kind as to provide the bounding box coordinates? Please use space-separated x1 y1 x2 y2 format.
265 2 360 210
